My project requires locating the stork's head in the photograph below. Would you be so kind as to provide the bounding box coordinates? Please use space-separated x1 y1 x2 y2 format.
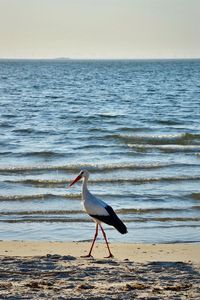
67 169 89 188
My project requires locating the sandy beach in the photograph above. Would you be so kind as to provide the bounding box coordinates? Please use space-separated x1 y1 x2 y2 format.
0 241 199 299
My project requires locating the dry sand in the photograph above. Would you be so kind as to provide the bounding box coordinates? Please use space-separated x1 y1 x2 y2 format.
0 241 199 299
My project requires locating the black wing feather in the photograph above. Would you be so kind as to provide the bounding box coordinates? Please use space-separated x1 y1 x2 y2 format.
90 205 127 234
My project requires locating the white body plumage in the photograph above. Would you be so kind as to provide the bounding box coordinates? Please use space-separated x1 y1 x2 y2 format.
82 182 108 217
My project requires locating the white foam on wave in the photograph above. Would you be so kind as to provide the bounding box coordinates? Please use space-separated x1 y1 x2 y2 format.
0 162 176 172
128 144 200 151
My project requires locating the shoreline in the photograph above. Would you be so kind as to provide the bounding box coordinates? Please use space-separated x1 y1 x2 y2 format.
0 240 200 263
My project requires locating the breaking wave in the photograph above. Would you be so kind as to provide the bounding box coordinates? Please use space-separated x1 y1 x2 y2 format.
1 216 200 224
128 144 200 152
0 207 189 216
5 175 200 187
0 193 81 201
109 132 200 145
0 162 177 173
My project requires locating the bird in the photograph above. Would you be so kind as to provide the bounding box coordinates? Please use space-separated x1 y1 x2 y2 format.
67 170 127 258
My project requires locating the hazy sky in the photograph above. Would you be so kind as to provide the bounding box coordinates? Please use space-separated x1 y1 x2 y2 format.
0 0 200 59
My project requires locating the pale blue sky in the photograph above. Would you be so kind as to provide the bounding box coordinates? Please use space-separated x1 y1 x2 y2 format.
0 0 200 59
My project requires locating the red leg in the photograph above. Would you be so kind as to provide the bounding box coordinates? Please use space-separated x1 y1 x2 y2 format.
100 225 114 258
81 223 98 258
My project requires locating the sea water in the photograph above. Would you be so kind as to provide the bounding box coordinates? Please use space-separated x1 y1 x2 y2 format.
0 59 200 243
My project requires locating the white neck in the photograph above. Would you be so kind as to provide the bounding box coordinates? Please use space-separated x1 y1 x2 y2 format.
82 176 89 200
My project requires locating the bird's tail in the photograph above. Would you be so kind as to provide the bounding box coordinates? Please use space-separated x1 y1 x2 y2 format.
105 205 127 234
113 216 127 234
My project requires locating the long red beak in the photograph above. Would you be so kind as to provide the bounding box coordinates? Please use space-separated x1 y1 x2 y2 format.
67 174 82 189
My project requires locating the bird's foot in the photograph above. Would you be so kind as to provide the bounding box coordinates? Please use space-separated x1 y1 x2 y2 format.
104 253 114 259
81 254 93 258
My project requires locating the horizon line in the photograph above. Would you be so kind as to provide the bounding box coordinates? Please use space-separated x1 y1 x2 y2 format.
0 57 200 61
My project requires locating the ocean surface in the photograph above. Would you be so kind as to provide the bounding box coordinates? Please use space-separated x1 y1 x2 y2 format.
0 59 200 244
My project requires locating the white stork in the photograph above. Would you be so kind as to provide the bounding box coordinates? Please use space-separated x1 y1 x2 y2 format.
67 170 127 258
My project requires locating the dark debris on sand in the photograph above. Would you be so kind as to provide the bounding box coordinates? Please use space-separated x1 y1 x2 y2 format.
0 255 199 299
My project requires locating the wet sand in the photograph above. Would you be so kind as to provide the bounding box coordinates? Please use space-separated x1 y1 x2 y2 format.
0 241 199 299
